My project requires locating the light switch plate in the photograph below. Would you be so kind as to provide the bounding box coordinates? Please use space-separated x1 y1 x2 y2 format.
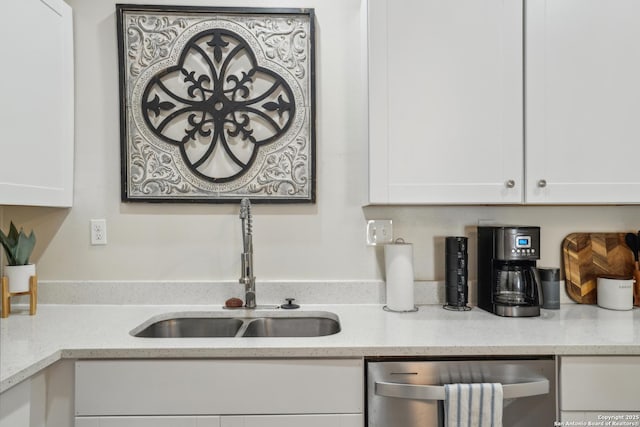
366 220 393 246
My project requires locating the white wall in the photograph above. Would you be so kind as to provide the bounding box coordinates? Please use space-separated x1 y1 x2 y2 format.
2 0 639 285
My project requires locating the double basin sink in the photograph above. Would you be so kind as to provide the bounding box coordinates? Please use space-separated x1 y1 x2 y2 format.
130 310 341 338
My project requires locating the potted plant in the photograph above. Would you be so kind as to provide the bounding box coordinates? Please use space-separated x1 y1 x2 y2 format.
0 222 36 293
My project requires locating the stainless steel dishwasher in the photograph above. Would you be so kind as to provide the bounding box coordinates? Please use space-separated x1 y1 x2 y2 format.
367 358 556 427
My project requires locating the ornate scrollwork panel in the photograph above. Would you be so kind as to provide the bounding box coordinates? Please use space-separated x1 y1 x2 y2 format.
117 6 315 203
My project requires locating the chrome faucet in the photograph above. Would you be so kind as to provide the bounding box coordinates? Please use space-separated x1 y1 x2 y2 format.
239 198 256 308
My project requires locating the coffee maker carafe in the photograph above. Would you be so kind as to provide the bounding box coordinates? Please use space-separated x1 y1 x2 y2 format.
477 226 542 317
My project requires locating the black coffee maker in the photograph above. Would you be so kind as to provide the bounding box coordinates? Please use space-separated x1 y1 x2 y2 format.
477 226 543 317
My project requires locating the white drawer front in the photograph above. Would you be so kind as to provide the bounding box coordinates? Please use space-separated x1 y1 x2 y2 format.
560 356 640 411
75 416 220 427
75 359 363 416
220 414 363 427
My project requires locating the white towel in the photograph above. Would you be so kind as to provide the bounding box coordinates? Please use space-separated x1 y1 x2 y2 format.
444 383 503 427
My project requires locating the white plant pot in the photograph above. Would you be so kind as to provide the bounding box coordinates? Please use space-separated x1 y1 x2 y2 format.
4 264 36 293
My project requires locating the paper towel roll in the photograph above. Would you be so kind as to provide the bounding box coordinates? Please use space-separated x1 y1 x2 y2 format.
384 241 417 312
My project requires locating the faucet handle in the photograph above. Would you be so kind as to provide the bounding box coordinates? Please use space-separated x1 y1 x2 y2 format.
281 298 300 309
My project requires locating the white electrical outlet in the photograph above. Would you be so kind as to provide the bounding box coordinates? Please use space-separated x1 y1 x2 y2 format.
366 219 393 246
90 219 107 245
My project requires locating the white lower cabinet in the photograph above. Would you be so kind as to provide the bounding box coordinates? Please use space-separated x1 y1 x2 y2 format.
76 414 361 427
560 356 640 422
74 359 364 426
0 375 42 427
221 415 362 427
0 359 73 427
76 416 220 427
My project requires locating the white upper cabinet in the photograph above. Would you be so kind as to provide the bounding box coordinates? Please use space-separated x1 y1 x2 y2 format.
368 0 524 204
368 0 640 205
525 0 640 204
0 0 74 207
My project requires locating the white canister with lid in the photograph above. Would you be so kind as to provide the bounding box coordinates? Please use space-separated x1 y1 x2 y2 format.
597 276 634 311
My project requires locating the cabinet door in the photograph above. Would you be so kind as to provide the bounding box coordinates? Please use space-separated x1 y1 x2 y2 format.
0 0 74 207
0 380 31 427
75 359 363 416
368 0 524 204
560 356 640 411
75 416 220 427
526 0 640 204
221 414 362 427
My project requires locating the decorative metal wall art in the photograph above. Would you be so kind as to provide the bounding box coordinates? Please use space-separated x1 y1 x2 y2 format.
116 5 315 203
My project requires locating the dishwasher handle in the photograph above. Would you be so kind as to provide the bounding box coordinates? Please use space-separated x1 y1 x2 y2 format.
375 378 549 401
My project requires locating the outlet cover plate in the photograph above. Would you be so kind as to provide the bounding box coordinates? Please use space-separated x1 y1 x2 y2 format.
366 220 393 246
90 219 107 245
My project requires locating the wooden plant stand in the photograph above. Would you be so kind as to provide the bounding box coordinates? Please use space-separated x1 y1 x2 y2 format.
1 275 37 318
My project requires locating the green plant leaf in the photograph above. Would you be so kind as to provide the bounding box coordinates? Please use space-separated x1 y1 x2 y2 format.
0 222 36 265
0 229 18 265
8 222 19 246
14 230 36 265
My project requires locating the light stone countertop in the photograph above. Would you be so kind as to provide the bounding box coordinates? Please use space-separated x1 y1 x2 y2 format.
1 303 639 393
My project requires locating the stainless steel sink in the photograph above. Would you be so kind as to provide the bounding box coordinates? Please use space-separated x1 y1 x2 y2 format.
242 316 341 337
133 317 243 338
131 311 341 338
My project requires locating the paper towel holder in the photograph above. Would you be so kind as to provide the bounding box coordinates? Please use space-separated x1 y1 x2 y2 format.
383 238 418 313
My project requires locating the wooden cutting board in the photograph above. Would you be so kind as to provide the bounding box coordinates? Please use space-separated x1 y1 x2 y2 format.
562 233 635 304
